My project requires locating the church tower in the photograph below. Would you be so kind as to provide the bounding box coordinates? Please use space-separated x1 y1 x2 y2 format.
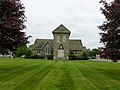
52 24 71 60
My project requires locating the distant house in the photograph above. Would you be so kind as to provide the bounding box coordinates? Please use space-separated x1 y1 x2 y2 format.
33 24 85 60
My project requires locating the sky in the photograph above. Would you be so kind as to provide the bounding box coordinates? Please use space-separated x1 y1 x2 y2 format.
21 0 112 49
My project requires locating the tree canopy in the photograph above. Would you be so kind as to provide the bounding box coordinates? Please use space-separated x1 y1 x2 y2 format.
16 45 32 57
99 0 120 62
0 0 29 54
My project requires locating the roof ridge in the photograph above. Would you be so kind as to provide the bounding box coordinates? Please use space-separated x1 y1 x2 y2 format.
52 24 71 34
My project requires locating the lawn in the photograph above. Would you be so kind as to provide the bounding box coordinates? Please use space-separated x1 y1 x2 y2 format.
0 58 120 90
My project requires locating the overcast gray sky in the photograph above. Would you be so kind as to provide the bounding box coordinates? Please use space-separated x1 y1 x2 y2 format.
21 0 112 49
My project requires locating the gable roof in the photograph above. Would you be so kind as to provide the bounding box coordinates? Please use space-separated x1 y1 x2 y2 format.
41 41 54 48
69 40 84 50
33 39 53 49
33 39 84 51
52 24 71 35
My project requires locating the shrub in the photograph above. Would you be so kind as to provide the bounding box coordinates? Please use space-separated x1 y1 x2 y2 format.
26 50 32 57
39 55 45 59
47 54 53 60
25 54 45 59
25 54 39 59
69 54 78 60
69 53 89 60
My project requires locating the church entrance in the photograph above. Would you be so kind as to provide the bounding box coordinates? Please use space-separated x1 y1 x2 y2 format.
58 50 64 57
58 44 64 58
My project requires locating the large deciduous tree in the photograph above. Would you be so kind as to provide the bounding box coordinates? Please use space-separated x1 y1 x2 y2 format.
0 0 29 56
99 0 120 62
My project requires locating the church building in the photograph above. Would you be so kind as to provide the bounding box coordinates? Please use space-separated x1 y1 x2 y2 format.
33 24 85 60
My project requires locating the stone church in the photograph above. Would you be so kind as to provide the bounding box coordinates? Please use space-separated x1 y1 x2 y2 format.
33 24 85 60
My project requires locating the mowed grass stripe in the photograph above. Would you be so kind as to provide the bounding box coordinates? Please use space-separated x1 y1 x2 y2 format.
74 61 120 89
15 61 58 90
0 61 46 82
67 61 97 90
80 61 120 84
58 61 75 90
35 61 76 90
35 61 61 90
0 58 47 80
74 61 109 89
0 60 54 90
0 59 120 90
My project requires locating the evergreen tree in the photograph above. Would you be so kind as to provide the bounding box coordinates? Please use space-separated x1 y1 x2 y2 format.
99 0 120 62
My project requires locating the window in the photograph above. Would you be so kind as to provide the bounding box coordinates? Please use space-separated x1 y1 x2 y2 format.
59 44 64 50
69 50 77 55
74 51 77 54
56 36 60 43
36 50 40 54
37 50 40 54
63 36 66 43
45 44 51 55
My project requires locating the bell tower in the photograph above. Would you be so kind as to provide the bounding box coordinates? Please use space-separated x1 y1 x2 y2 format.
52 24 71 60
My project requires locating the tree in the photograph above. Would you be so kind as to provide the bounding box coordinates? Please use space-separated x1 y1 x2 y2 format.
92 48 100 56
16 45 27 57
82 51 89 60
86 49 92 57
86 48 100 58
25 45 33 57
98 0 120 62
16 45 32 57
0 0 29 58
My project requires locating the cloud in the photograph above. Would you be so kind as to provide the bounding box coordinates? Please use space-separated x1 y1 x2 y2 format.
21 0 106 49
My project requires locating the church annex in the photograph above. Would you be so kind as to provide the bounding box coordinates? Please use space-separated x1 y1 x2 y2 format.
33 24 85 60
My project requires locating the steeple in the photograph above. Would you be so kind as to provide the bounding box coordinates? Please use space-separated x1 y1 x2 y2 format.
52 24 70 60
52 24 71 35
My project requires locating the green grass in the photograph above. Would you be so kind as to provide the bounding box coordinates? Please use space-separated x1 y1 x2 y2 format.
0 58 120 90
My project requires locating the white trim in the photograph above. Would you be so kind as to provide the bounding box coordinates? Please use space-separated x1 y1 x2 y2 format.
41 41 54 49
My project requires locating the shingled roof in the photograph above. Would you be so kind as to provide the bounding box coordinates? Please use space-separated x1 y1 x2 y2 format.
69 40 84 50
33 39 84 51
52 24 71 35
33 39 53 49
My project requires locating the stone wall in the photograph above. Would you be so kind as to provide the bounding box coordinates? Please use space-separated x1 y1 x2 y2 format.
53 34 69 60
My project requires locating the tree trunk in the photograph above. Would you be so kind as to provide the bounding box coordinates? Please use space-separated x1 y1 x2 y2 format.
10 51 13 59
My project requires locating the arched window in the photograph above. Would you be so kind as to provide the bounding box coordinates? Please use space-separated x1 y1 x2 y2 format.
59 44 64 50
45 44 51 55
